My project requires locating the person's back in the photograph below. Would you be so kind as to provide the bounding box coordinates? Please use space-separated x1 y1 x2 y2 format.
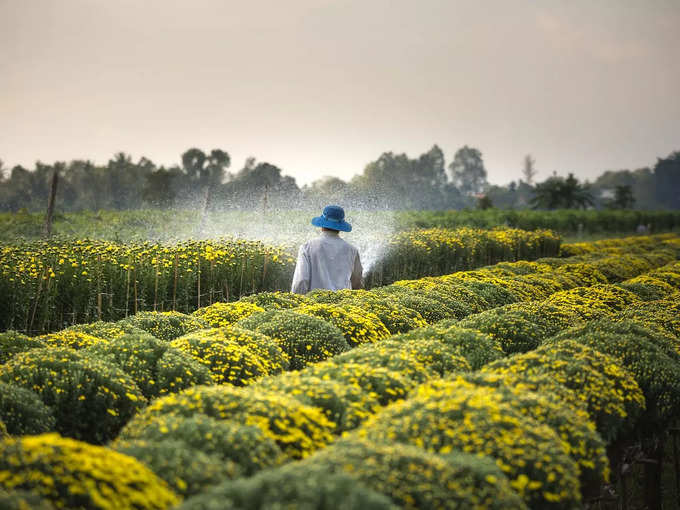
291 206 362 294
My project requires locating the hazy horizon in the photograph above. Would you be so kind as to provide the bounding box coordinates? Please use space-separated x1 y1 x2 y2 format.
2 0 679 186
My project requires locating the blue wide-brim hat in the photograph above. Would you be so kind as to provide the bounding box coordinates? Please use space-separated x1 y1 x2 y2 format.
312 205 352 232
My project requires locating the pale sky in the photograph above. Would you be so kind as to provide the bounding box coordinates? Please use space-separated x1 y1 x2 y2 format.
1 0 679 185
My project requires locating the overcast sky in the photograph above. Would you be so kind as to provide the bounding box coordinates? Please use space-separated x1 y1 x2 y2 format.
1 0 679 185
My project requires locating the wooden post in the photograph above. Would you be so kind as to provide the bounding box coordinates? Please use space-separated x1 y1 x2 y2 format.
197 255 201 309
172 254 178 310
153 262 159 311
44 168 59 237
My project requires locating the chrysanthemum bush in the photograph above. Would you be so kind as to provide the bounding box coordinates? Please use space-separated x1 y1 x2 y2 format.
302 361 421 406
85 333 212 399
294 303 390 347
37 329 107 350
617 275 677 301
0 382 56 435
458 307 550 355
183 326 289 374
620 299 680 340
545 326 680 432
295 438 527 510
371 287 459 323
169 332 270 386
115 413 284 475
255 372 380 433
550 318 680 361
120 385 335 459
443 373 610 491
63 320 150 341
113 439 239 498
482 340 645 442
393 278 491 316
380 280 483 320
305 288 428 334
392 324 504 370
237 310 349 370
0 489 56 510
176 461 398 510
117 311 208 341
239 291 308 310
192 301 264 327
333 339 471 379
357 383 581 510
330 345 438 383
0 347 145 443
0 433 180 510
0 330 45 364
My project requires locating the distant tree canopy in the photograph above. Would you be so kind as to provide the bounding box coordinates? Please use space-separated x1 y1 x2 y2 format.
0 146 678 212
448 145 488 195
530 173 594 210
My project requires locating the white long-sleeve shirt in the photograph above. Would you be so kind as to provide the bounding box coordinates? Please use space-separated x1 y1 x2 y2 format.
291 230 363 294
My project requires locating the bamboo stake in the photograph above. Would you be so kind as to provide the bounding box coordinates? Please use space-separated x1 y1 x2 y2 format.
172 253 178 310
44 168 59 238
197 255 201 309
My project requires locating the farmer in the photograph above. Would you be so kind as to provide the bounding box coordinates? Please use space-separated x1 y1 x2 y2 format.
291 205 363 294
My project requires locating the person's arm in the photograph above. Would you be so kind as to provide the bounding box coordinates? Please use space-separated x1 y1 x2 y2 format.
291 245 311 294
350 251 363 290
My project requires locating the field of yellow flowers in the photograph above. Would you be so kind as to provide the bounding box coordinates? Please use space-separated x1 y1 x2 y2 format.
1 232 679 509
0 227 560 334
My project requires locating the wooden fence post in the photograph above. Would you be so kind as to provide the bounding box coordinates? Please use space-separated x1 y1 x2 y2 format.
44 168 59 238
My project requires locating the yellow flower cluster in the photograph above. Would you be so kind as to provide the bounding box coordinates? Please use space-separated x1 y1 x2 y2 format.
38 329 107 350
192 301 264 327
120 385 335 460
357 382 581 509
295 303 390 347
170 331 270 386
0 433 180 510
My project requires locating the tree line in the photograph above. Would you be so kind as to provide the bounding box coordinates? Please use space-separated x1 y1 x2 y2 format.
0 146 678 212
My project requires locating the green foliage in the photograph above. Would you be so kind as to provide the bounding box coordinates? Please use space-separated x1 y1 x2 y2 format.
0 433 180 510
0 330 45 364
620 299 680 339
176 462 398 510
237 310 349 370
113 439 238 498
117 311 208 341
85 333 212 399
0 382 56 435
115 413 284 476
0 348 145 443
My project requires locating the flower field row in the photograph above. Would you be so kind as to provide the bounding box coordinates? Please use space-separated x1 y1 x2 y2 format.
363 227 561 287
0 233 679 509
0 227 562 334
